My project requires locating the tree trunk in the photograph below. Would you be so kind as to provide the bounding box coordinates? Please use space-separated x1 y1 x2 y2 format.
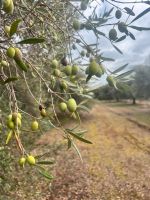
132 97 136 105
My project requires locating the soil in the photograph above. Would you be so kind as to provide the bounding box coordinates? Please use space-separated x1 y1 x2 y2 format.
38 103 150 200
8 102 150 200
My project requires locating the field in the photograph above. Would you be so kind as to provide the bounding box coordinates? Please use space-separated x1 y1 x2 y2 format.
6 101 150 200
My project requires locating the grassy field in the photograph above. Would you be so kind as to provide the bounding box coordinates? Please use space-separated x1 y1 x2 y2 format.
105 101 150 127
5 101 150 200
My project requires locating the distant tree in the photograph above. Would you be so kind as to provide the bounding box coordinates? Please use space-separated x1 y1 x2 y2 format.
94 81 136 104
133 65 150 99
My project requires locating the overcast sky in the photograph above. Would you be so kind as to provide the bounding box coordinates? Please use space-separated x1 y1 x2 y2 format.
78 1 150 71
101 1 150 71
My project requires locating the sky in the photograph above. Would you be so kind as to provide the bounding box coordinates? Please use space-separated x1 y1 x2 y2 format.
100 1 150 71
76 1 150 72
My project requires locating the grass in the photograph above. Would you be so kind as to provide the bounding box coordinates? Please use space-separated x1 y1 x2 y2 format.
101 100 150 127
133 112 150 127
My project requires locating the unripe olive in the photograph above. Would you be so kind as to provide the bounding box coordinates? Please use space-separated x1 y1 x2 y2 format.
51 59 58 68
72 44 76 50
31 121 39 131
86 46 92 53
80 1 88 10
11 112 22 121
70 75 77 83
53 69 61 77
96 67 103 78
17 113 22 120
59 102 67 112
4 25 10 36
7 114 12 121
19 157 26 167
89 60 99 75
7 120 15 129
64 65 72 76
76 39 81 43
39 105 43 111
41 109 47 117
106 75 115 87
60 81 68 90
14 48 22 60
27 155 36 165
73 19 80 31
12 112 18 121
118 22 127 33
72 65 79 75
3 0 14 14
109 29 117 41
1 60 9 67
67 98 77 112
115 10 122 19
61 56 68 66
7 47 15 58
3 0 11 8
80 50 85 57
15 117 21 127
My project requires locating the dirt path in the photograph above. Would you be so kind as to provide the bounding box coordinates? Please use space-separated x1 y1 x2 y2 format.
11 103 150 200
34 103 150 200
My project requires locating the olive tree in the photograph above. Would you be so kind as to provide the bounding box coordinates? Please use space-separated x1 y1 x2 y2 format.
0 0 150 179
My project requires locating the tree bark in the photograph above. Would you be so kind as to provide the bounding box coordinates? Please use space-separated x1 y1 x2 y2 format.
132 97 136 105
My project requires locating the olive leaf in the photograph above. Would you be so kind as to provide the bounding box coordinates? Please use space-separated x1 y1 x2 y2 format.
94 29 105 37
115 35 126 43
77 105 90 112
112 64 128 74
67 138 72 149
112 44 123 54
117 70 134 78
86 74 92 82
129 25 150 31
124 7 135 16
18 38 45 44
101 56 115 62
37 160 54 165
130 7 150 24
71 140 83 161
14 58 28 72
4 77 18 84
0 0 2 8
104 7 114 17
10 19 21 37
38 169 53 180
67 129 92 144
128 32 136 40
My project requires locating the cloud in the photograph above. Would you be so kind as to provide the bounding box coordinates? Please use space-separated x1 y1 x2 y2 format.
74 1 150 86
96 2 150 69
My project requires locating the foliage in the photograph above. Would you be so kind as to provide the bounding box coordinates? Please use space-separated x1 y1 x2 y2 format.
95 64 150 103
134 65 150 99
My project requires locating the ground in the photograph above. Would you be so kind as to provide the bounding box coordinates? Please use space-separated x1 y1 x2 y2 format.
6 101 150 200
